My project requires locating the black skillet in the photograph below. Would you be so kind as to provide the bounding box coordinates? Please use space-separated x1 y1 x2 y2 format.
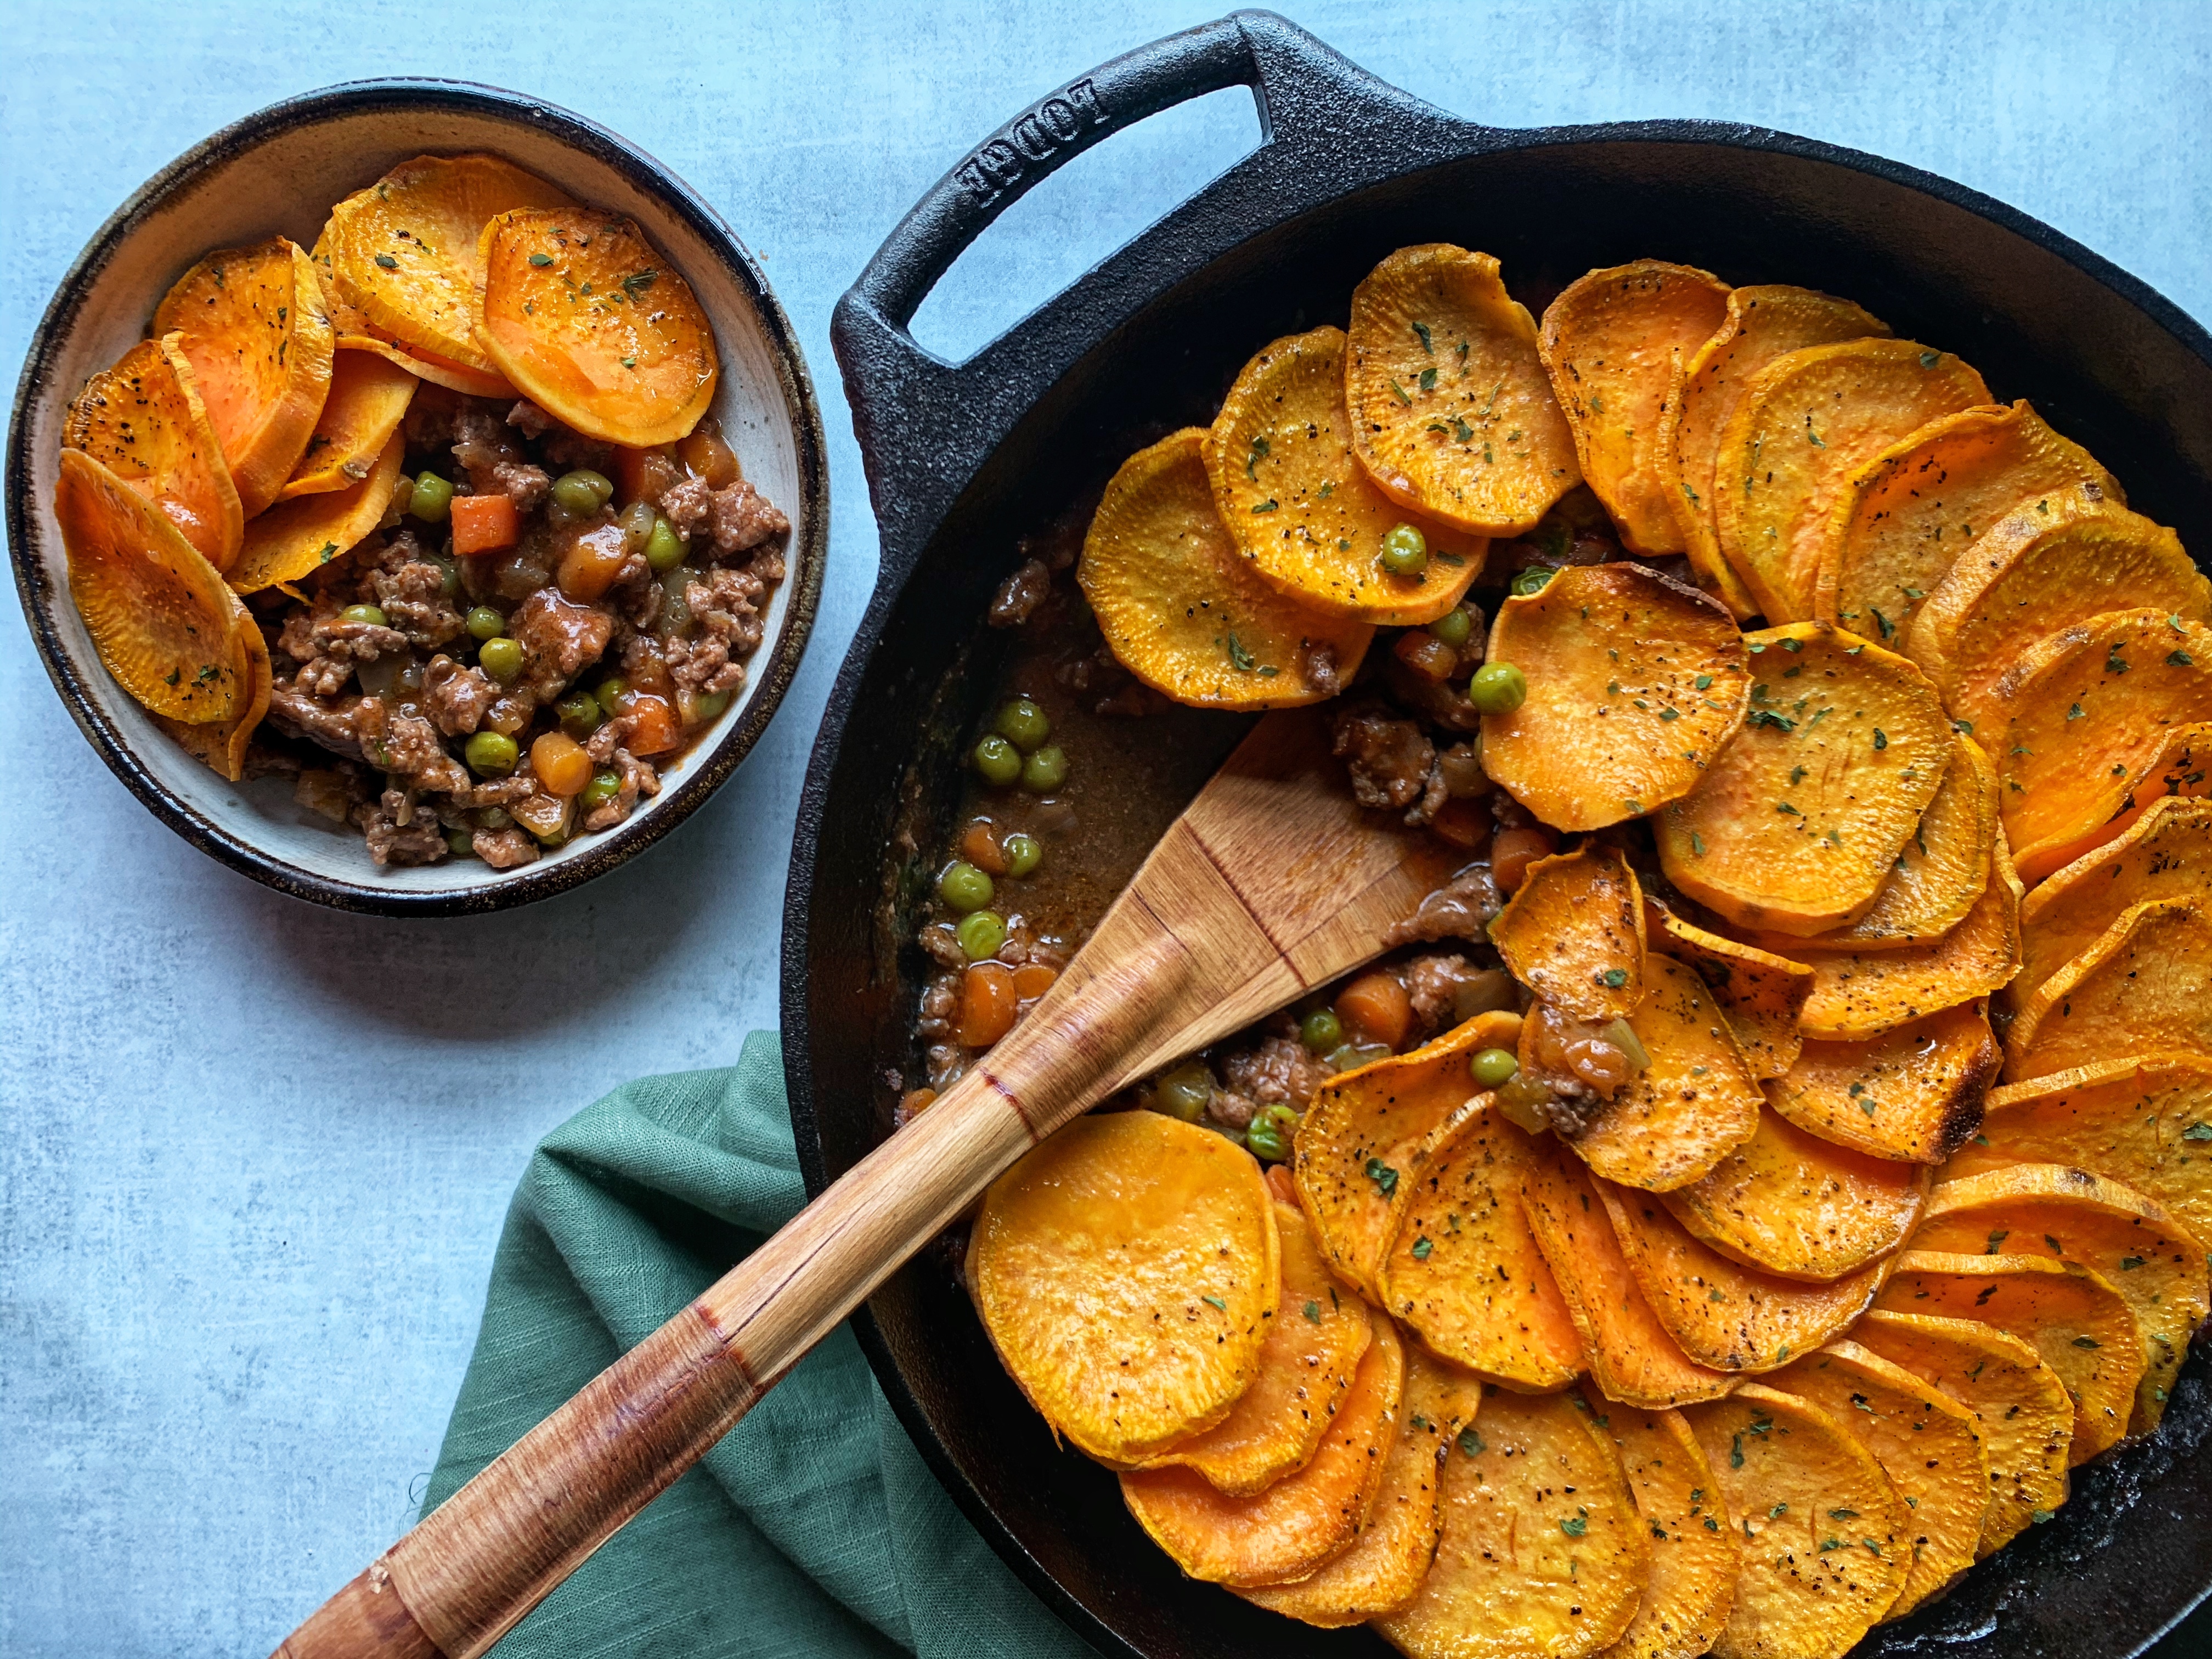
783 12 2212 1656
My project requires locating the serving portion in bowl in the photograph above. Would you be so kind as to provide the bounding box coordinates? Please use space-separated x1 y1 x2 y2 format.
10 82 825 912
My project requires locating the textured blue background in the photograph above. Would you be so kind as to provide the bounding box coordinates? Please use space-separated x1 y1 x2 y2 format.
3 3 2210 1654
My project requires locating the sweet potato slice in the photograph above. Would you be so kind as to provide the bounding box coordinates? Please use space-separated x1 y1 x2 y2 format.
342 331 517 399
1872 1250 2142 1463
1646 902 1814 1080
1954 1054 2212 1250
1819 399 2117 637
54 448 248 723
151 608 269 782
1079 429 1373 708
2005 899 2212 1081
1491 847 1646 1020
1765 1001 1999 1164
1538 260 1731 556
1914 1165 2208 1434
1990 609 2212 866
1141 1202 1372 1493
1378 1385 1649 1659
972 1111 1278 1464
1783 833 2023 1041
1767 1341 1985 1620
1345 244 1579 535
1559 953 1765 1193
1380 1107 1586 1388
1662 1109 1931 1283
2010 722 2212 889
1599 1180 1888 1372
1905 487 2209 738
1295 1012 1518 1297
1598 1406 1740 1659
1849 1309 2070 1555
1681 1383 1908 1658
227 431 405 595
153 238 334 517
477 206 718 447
326 154 573 375
277 348 417 500
2017 797 2212 1008
1667 286 1890 619
1480 562 1751 830
1655 623 1953 936
1713 340 1988 624
1521 1141 1737 1407
1239 1344 1481 1626
1207 325 1485 625
1748 732 1995 953
1122 1317 1402 1585
64 334 242 572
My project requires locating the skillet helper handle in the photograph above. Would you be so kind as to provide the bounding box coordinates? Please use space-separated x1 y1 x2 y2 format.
271 946 1183 1659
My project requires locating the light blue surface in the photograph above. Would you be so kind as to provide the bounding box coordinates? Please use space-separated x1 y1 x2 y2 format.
1 2 2207 1654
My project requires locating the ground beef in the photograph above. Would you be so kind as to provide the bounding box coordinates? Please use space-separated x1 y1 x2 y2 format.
505 400 555 439
266 681 370 760
989 558 1052 627
450 404 527 494
487 460 551 512
1331 703 1436 812
917 923 968 970
471 827 539 870
541 428 616 474
704 478 788 554
350 797 447 866
1386 861 1504 946
1220 1034 1331 1111
371 558 465 651
508 589 614 703
1401 953 1489 1034
666 566 766 695
379 710 447 777
1207 1088 1257 1130
917 974 958 1041
1300 641 1344 699
658 475 714 539
279 611 409 697
421 656 498 736
1403 760 1448 828
581 748 660 832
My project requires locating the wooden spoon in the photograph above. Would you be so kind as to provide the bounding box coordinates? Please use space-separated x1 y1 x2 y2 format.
275 705 1459 1658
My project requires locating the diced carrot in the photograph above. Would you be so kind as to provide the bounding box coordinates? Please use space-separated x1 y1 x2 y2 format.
1392 630 1461 681
557 523 632 602
450 492 518 555
960 822 1008 875
1265 1164 1297 1204
1491 823 1559 893
530 731 592 796
1335 970 1412 1051
1428 796 1491 852
1011 963 1058 1001
677 422 740 488
956 962 1020 1047
622 692 682 755
613 444 676 506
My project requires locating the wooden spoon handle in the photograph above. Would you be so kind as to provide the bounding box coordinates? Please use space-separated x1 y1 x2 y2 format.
272 944 1184 1659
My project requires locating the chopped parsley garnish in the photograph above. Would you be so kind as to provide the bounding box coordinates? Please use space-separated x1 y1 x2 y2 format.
1365 1158 1399 1197
1412 320 1434 354
1458 1427 1485 1457
1201 1295 1226 1311
1304 1301 1323 1323
1410 1235 1434 1260
528 252 553 267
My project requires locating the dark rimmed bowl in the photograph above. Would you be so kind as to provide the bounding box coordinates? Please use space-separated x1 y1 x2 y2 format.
8 80 826 915
786 11 2212 1659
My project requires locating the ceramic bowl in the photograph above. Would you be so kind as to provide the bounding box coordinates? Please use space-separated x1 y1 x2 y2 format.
7 79 826 914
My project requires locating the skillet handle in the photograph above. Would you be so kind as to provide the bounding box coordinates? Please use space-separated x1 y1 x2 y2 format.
831 8 1471 569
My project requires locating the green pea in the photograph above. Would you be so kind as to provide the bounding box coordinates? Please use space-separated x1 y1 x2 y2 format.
408 470 455 523
1511 565 1558 597
938 861 995 914
477 637 524 682
1153 1062 1214 1124
644 516 685 573
465 605 505 641
556 691 603 738
1245 1103 1300 1163
993 697 1051 752
464 730 519 776
340 604 388 628
579 770 623 810
1468 661 1528 715
550 470 614 516
1429 608 1472 649
427 552 460 599
1020 744 1068 793
972 734 1022 786
595 678 630 721
955 910 1007 961
1469 1047 1521 1089
689 689 731 723
1002 833 1043 878
445 827 475 857
1378 523 1429 575
1300 1008 1344 1053
476 806 513 831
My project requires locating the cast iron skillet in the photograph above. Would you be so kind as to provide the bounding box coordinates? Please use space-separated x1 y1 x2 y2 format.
785 13 2212 1656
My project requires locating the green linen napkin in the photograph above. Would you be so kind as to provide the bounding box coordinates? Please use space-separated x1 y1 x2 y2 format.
422 1030 1100 1659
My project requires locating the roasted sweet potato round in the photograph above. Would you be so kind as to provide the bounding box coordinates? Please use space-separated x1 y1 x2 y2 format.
227 431 406 595
1207 325 1485 625
1599 1406 1741 1659
1345 244 1579 536
54 448 249 724
277 347 417 500
151 608 269 784
1656 623 1953 936
1667 285 1889 619
971 1111 1279 1463
1713 339 1988 624
477 206 719 447
1646 901 1815 1081
342 331 517 399
2016 797 2212 1008
1121 1317 1403 1585
1488 846 1646 1020
153 237 335 518
2005 899 2212 1081
1480 561 1750 831
1538 260 1731 556
1765 1001 1999 1164
1080 429 1373 708
1819 399 2115 637
2010 721 2212 889
63 333 242 572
